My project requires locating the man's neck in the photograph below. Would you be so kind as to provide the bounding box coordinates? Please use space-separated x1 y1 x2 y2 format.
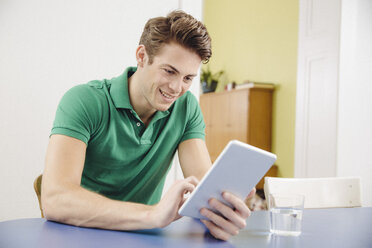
128 71 156 126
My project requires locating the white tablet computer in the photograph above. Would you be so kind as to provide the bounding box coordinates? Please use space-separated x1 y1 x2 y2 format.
178 140 277 220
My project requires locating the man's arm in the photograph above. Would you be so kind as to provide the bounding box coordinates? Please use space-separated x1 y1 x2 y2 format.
42 134 198 230
178 138 254 241
177 138 212 180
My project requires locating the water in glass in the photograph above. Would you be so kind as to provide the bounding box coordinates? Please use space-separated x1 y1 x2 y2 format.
270 207 303 236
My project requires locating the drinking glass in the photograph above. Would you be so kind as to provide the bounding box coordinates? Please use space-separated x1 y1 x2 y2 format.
268 194 305 236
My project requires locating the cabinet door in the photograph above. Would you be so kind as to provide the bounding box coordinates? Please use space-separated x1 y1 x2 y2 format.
247 88 273 152
200 90 249 161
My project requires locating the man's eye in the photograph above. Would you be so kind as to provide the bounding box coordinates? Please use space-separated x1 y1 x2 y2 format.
184 76 194 83
164 69 174 74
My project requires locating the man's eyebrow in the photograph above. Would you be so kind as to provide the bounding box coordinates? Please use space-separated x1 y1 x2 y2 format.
163 64 197 77
163 64 180 73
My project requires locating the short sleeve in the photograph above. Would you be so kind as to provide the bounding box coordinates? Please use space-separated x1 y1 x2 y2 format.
51 85 101 144
180 92 206 142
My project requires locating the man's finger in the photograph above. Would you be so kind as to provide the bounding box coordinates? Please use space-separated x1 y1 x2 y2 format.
200 208 239 236
208 198 246 229
171 179 196 198
222 192 251 219
201 219 231 241
184 176 199 187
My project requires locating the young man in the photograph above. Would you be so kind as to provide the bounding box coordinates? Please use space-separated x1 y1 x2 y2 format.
42 10 254 241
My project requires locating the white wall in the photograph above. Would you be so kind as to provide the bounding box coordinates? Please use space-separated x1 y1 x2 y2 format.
0 0 202 221
338 0 372 206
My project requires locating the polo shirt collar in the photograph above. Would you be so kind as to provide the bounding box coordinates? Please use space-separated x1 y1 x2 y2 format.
151 108 170 122
109 67 137 109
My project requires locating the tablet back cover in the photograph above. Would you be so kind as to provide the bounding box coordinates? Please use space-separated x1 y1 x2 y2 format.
178 140 277 219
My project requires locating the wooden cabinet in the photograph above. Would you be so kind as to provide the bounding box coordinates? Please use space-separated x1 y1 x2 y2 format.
200 85 276 189
200 86 274 161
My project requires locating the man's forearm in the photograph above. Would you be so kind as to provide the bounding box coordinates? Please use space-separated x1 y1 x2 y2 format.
42 184 158 230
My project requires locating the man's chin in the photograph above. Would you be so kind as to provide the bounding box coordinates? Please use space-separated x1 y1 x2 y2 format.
156 102 173 112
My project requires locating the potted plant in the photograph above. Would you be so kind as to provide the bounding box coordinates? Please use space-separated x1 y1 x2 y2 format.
200 66 224 93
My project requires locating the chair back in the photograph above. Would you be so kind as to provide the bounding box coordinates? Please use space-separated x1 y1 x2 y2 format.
264 177 362 208
33 174 44 217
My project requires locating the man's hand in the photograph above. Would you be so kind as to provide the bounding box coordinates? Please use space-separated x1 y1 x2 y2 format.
200 188 256 241
151 176 199 228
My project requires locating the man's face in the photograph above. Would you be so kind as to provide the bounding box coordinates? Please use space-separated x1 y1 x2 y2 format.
137 42 202 112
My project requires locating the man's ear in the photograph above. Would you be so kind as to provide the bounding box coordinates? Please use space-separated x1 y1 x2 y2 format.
136 45 147 68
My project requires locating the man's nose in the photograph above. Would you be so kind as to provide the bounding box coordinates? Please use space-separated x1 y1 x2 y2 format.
168 78 183 93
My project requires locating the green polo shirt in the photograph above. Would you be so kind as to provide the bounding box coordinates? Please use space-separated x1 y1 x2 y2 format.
51 67 205 205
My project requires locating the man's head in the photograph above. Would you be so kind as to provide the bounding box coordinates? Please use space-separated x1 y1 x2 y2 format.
139 10 212 64
130 11 212 117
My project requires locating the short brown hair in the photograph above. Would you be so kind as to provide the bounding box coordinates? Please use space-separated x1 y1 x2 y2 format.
139 10 212 64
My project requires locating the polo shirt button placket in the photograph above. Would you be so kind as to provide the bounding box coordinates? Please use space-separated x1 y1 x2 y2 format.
136 122 141 127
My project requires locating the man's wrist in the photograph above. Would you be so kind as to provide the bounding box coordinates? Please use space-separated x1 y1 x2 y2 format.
144 204 161 229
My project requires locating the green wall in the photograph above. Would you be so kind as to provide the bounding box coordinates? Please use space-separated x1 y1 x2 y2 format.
203 0 299 177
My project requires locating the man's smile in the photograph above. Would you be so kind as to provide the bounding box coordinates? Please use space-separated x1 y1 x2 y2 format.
159 88 177 100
